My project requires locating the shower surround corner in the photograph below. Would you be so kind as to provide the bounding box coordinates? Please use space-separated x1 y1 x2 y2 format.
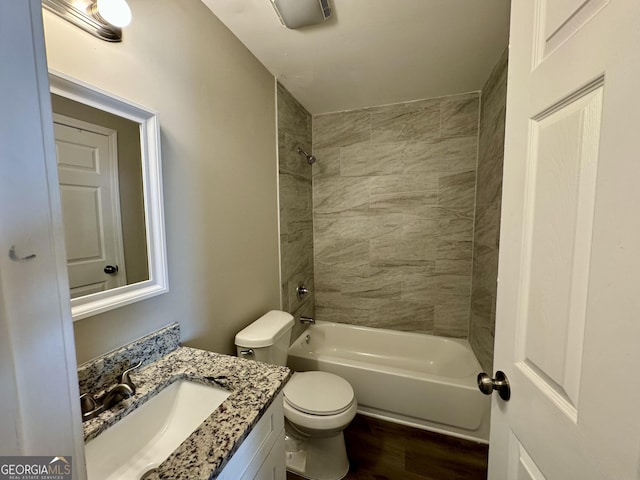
277 83 315 341
311 93 481 338
469 48 508 373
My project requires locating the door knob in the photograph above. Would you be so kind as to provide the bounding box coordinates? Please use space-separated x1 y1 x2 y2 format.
104 265 119 275
477 370 511 401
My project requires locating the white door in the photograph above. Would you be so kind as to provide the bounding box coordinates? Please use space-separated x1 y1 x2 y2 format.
489 0 640 478
54 114 127 297
0 0 85 472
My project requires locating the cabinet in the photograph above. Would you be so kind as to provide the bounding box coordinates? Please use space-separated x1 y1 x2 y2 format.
217 392 285 480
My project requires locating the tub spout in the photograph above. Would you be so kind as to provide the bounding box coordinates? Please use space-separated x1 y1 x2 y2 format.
300 316 315 325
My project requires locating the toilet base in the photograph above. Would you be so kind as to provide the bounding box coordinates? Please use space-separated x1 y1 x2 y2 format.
284 428 349 480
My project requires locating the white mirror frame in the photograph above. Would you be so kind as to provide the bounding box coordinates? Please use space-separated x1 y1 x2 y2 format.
49 70 169 321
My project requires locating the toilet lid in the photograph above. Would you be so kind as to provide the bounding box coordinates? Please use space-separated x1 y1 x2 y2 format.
284 371 354 416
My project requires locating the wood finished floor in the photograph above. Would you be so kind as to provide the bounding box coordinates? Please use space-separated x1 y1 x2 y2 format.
286 414 488 480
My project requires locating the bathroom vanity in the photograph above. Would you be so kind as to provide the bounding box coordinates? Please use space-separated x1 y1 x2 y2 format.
78 324 290 479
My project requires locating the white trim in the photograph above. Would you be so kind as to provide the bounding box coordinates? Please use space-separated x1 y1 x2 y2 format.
49 70 169 321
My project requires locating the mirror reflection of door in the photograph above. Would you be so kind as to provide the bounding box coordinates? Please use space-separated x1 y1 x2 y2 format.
54 114 127 298
51 93 149 300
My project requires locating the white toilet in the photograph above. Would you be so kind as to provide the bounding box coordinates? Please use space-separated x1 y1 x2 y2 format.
235 310 357 480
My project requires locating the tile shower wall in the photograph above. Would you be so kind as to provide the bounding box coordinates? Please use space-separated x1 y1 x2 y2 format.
469 50 508 372
278 83 315 341
312 93 480 336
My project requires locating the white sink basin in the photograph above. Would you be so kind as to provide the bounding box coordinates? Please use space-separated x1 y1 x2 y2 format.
85 379 231 480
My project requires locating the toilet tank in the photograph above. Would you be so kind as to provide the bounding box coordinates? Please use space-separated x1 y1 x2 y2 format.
235 310 294 366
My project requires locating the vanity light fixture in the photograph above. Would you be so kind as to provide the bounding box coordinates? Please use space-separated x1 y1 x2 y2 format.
270 0 332 29
42 0 132 42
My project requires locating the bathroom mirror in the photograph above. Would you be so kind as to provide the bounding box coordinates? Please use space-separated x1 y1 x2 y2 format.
49 70 168 321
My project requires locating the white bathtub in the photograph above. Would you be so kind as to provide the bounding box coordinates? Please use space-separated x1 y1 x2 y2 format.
287 321 491 443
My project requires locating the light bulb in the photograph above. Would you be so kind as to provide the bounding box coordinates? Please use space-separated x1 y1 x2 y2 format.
96 0 132 28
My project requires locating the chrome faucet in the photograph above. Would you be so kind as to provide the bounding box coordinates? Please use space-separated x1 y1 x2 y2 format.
300 316 315 325
80 361 141 422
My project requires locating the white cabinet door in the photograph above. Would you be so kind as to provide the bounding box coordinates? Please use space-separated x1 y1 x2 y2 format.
489 0 640 478
218 392 286 480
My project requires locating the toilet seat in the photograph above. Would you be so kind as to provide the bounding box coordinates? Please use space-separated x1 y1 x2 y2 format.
284 371 355 416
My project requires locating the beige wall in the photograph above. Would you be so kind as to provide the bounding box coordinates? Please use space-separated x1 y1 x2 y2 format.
44 0 281 363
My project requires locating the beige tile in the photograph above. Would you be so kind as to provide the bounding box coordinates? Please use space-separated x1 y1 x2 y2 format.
313 110 371 149
438 171 476 211
286 219 312 243
400 267 441 304
437 207 475 241
342 278 402 300
313 263 341 292
314 213 371 240
434 302 470 338
279 131 312 179
469 313 495 373
436 274 472 303
281 236 314 279
475 152 504 206
370 237 437 267
369 173 438 196
313 176 371 215
368 213 403 241
477 119 506 168
402 210 439 240
315 238 370 267
363 301 435 333
312 147 341 178
405 137 478 175
470 243 499 297
436 240 473 275
370 190 438 211
341 143 405 177
441 94 480 137
473 202 501 248
315 304 351 324
277 83 312 139
280 173 311 211
370 99 440 144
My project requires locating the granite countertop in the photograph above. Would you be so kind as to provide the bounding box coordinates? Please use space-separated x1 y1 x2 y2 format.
83 346 291 479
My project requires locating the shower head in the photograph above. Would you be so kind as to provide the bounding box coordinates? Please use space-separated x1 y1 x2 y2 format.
297 147 316 165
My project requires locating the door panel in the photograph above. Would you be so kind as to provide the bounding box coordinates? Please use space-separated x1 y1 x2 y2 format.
521 84 602 415
490 0 640 478
510 437 546 480
54 118 127 297
536 0 609 62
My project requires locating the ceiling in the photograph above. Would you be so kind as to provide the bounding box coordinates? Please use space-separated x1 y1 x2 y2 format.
201 0 511 115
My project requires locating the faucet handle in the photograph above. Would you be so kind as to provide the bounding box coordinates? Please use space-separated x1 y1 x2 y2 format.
80 393 97 415
119 361 142 393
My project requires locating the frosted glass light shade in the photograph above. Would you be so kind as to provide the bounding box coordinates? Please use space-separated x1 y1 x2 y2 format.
96 0 132 28
271 0 331 29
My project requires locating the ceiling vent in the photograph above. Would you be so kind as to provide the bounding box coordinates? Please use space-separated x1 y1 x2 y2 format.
270 0 331 29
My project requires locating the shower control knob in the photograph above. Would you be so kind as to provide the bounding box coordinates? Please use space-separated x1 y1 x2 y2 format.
296 284 310 299
477 371 511 401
